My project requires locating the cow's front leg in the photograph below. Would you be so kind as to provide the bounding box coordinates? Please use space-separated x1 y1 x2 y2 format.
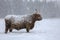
9 25 13 32
26 23 30 32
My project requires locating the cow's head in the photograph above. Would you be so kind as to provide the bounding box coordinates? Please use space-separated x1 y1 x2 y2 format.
32 12 42 21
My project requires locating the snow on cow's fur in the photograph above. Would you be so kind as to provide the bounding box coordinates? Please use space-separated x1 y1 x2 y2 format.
5 12 42 33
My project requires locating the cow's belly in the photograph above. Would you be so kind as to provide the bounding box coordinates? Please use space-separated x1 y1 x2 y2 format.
11 23 26 30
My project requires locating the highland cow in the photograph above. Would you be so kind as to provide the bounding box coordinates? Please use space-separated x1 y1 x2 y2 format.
5 11 42 33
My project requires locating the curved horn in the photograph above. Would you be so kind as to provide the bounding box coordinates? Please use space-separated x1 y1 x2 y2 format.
34 9 40 14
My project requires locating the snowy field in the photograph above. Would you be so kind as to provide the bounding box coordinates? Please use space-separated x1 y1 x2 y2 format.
0 18 60 40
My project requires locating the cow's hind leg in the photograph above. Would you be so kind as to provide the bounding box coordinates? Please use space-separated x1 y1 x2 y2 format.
5 20 11 34
9 29 12 32
5 27 9 33
9 28 12 32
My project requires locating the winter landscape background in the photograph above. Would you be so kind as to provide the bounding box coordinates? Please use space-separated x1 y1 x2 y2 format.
0 0 60 40
0 0 60 18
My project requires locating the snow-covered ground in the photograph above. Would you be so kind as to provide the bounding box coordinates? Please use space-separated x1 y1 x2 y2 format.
0 18 60 40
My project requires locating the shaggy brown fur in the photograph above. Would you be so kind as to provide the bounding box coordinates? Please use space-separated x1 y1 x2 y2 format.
5 12 42 33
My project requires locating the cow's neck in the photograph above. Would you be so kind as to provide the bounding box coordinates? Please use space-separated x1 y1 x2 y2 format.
32 19 36 24
32 15 36 24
